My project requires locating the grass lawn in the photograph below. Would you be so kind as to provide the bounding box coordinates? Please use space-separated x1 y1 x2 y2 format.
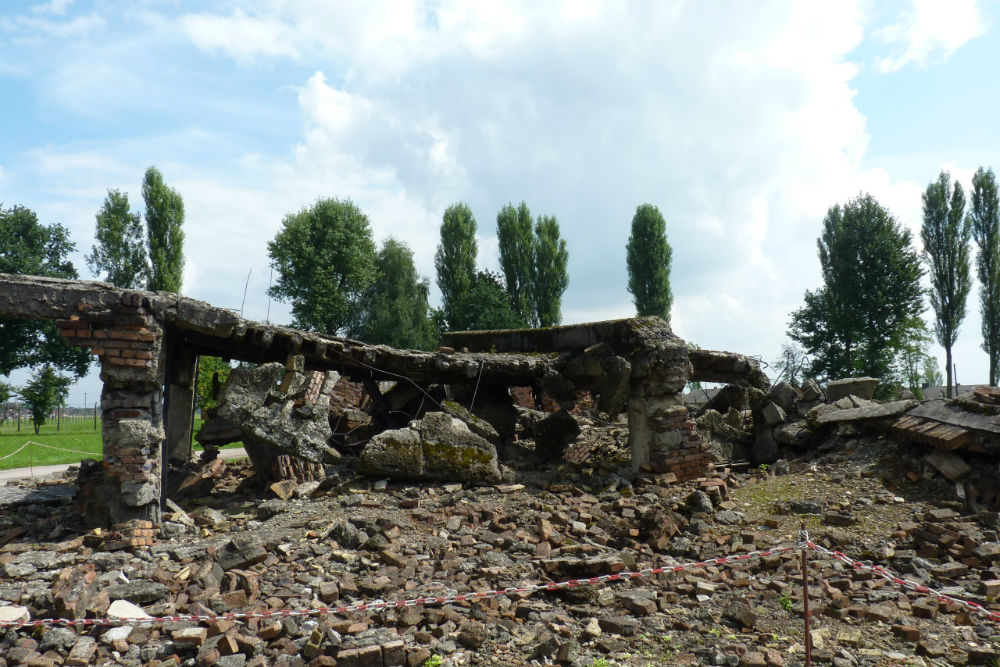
0 417 240 471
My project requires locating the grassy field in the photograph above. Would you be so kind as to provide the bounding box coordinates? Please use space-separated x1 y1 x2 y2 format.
0 417 238 471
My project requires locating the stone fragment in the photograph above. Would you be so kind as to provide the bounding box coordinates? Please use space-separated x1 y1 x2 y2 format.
891 624 920 641
0 605 30 623
761 402 786 426
597 616 638 636
441 400 500 445
65 637 97 666
104 580 170 605
359 428 424 479
458 620 487 648
218 536 267 570
106 599 151 620
774 420 811 446
723 601 758 629
769 381 800 414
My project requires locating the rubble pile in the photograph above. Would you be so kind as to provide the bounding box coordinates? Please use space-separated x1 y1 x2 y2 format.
3 433 1000 667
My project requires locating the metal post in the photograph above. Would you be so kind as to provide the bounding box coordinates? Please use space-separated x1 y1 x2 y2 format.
94 401 98 431
801 522 812 667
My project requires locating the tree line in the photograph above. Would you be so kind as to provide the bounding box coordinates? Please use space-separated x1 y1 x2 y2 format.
786 167 1000 397
2 164 678 415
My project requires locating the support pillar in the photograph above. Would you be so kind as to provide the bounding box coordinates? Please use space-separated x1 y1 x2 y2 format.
164 345 197 464
58 291 166 527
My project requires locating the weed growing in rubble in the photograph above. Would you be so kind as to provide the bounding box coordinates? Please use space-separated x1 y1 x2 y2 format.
423 655 443 667
779 592 794 612
589 659 612 667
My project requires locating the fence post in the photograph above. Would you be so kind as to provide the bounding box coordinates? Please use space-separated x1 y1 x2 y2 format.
800 523 811 667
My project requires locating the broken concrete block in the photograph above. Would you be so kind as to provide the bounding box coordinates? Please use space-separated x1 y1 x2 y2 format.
769 381 800 414
761 402 786 426
441 400 500 445
799 378 823 402
359 427 424 479
359 412 501 484
813 400 916 426
419 412 501 483
774 420 811 446
826 377 878 402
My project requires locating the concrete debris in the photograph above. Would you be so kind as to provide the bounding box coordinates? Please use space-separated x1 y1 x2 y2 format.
359 412 502 484
826 377 879 402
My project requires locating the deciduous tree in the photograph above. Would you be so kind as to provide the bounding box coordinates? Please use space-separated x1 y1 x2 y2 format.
497 202 535 325
532 214 569 327
462 270 527 330
434 203 478 331
788 193 924 395
362 238 438 350
267 198 377 337
0 205 90 377
969 167 1000 386
626 204 672 320
921 171 971 398
86 188 147 288
19 365 71 435
143 166 185 293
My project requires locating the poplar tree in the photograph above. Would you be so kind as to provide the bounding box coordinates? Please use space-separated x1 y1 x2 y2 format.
626 204 673 320
86 189 147 288
143 166 185 293
497 202 535 325
969 167 1000 386
434 203 478 331
921 171 971 398
532 214 569 327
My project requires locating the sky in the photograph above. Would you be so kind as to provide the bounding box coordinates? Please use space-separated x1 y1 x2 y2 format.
2 0 999 406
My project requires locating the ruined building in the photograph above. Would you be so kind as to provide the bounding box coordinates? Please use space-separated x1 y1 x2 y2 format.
0 274 767 530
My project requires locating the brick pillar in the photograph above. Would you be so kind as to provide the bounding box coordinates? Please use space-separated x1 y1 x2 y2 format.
627 340 710 479
58 291 165 526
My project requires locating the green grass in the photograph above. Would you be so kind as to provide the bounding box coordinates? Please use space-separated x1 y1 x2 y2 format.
0 418 239 471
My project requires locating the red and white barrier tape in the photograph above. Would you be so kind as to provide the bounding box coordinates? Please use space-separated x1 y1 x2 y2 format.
0 544 797 629
805 540 1000 623
7 536 999 630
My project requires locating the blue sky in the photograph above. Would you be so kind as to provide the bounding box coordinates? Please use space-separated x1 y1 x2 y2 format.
1 0 998 404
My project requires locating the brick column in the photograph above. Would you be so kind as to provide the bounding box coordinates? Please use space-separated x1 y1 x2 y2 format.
58 291 166 526
627 340 710 479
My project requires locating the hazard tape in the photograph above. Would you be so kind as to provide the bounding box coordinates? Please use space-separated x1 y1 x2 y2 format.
806 540 1000 623
0 544 798 629
9 534 1000 631
0 442 29 461
26 441 100 457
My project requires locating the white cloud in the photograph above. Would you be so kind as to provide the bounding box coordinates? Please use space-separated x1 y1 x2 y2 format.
180 9 299 63
876 0 985 72
32 0 73 16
